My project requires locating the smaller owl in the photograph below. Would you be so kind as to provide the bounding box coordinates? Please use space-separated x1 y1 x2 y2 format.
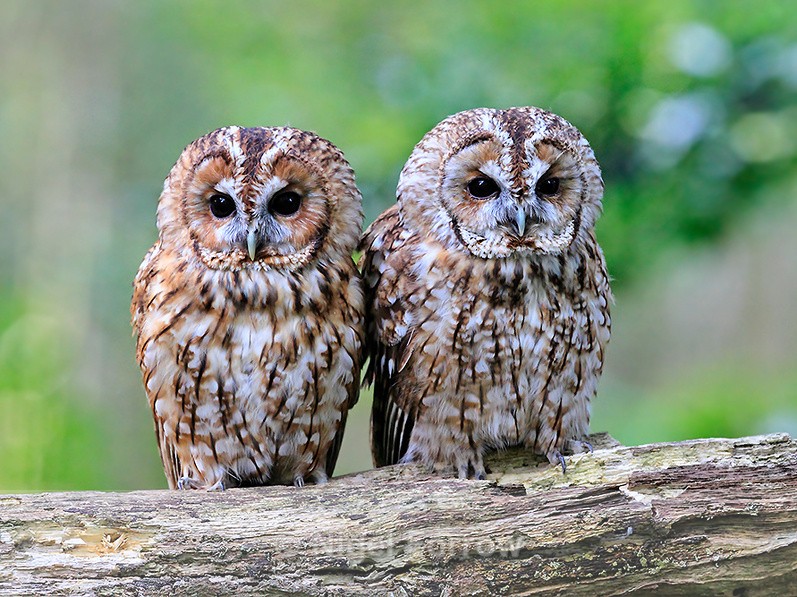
360 107 612 478
132 126 364 489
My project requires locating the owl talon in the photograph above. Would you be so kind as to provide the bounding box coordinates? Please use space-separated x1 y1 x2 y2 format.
310 469 329 485
547 450 567 474
177 476 200 490
451 448 487 480
207 479 226 492
472 460 487 480
177 476 226 491
293 476 305 488
564 439 593 454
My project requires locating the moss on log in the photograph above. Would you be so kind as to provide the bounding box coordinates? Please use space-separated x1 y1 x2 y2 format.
1 433 796 595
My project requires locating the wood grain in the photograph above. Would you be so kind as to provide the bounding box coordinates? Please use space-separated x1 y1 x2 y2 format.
1 433 796 596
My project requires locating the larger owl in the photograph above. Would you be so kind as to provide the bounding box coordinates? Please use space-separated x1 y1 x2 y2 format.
132 126 364 489
360 107 611 478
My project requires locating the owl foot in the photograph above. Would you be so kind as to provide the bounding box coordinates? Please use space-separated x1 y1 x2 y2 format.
564 439 593 454
404 442 487 479
546 450 568 474
459 465 488 480
177 476 226 491
176 476 200 490
454 451 487 480
206 479 226 491
309 469 329 485
293 475 305 488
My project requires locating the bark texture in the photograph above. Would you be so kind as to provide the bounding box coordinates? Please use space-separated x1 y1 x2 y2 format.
1 433 796 596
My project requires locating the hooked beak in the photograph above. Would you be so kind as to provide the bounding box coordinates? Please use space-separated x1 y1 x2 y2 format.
513 207 526 237
247 229 258 261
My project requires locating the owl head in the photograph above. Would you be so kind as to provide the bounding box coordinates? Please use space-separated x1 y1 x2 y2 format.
397 107 604 259
156 126 362 271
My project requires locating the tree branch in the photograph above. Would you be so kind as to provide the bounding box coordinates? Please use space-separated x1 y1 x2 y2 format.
2 433 796 595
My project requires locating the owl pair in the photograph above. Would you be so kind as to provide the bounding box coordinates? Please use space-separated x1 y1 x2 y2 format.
131 107 612 490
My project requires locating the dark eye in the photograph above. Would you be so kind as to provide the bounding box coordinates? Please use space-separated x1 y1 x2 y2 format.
268 191 302 217
467 176 500 199
209 193 236 218
536 176 560 196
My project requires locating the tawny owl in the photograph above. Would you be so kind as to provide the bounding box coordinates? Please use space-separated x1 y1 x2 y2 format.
360 107 612 478
131 126 364 489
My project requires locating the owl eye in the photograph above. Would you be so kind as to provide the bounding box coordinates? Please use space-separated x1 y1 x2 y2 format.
209 193 236 218
268 191 302 217
467 176 500 199
536 176 560 196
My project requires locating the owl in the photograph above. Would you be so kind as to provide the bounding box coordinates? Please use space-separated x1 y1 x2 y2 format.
360 107 612 478
131 126 364 490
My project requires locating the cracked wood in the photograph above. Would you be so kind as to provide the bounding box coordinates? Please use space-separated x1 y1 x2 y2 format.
1 433 796 596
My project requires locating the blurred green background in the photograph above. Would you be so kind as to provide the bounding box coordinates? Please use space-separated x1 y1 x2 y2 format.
1 1 795 491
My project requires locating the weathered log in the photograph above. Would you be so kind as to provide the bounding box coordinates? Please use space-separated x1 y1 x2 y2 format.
1 433 796 596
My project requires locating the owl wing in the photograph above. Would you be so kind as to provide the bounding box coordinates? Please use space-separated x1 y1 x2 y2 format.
324 373 360 478
359 205 421 467
130 242 159 335
131 241 190 489
324 268 364 478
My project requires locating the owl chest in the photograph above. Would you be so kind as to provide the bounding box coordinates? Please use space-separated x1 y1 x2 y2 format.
415 289 543 379
144 306 321 418
181 309 276 380
404 275 605 448
410 276 601 396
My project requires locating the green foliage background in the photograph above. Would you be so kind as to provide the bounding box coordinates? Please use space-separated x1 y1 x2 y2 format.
1 1 795 490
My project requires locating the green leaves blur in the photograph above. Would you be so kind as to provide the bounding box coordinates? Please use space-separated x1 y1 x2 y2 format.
0 0 794 490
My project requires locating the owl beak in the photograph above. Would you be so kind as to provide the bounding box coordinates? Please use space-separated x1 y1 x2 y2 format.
514 208 527 237
247 229 258 261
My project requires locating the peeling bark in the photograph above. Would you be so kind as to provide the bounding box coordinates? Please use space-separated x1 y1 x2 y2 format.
1 433 796 596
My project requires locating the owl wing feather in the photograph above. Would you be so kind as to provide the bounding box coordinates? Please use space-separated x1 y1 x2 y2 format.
360 205 420 466
131 241 196 489
130 242 160 334
324 280 363 477
324 376 358 478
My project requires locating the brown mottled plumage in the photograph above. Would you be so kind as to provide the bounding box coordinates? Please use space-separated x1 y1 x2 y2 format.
132 126 364 489
360 107 612 478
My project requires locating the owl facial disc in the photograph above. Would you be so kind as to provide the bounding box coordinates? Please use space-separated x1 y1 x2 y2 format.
397 106 603 262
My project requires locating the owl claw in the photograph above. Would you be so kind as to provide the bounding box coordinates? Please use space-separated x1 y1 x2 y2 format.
177 476 226 491
564 439 593 454
177 476 200 490
293 475 305 488
472 461 487 480
310 470 329 485
207 479 226 491
453 451 487 480
547 450 567 474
